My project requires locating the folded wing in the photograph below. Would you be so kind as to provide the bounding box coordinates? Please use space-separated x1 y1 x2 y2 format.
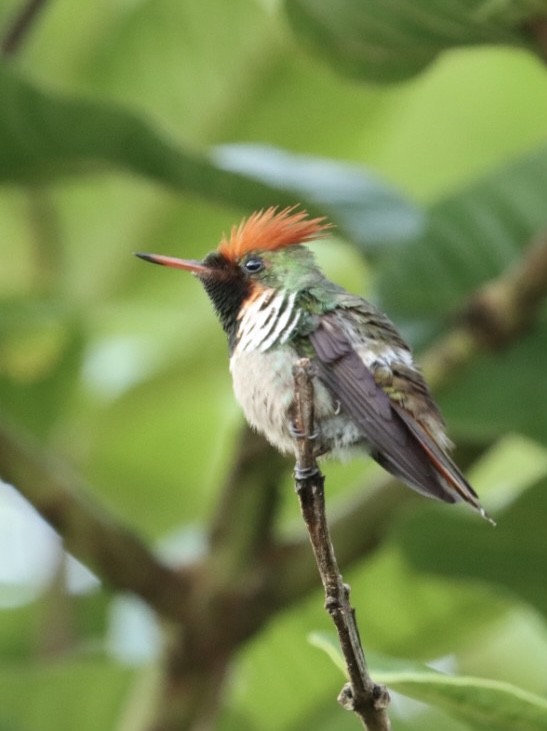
309 314 486 516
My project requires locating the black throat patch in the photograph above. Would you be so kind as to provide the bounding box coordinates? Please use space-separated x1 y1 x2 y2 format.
199 253 250 351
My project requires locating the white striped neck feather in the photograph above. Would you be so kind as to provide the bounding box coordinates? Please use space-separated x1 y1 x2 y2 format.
234 286 301 354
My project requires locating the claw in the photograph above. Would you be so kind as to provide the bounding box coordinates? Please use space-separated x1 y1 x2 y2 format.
294 464 320 480
289 421 319 440
289 421 305 439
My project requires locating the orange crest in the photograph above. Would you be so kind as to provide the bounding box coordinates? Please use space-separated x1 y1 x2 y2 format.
217 206 332 262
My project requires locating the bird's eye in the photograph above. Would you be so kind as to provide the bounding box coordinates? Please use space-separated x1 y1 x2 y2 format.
243 257 264 273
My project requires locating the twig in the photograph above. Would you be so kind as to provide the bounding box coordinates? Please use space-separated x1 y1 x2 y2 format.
423 229 547 389
0 419 192 623
270 475 417 609
291 359 392 731
526 16 547 64
1 0 49 57
208 426 285 581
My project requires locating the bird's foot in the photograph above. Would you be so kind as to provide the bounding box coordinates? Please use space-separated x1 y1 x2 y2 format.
289 420 319 441
294 464 320 480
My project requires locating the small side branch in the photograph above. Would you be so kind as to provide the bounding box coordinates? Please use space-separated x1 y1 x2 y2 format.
1 0 49 56
291 359 391 731
424 230 547 389
0 420 191 623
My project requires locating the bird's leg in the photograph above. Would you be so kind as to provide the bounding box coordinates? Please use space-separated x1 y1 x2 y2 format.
294 463 320 480
288 389 321 479
290 421 321 478
288 419 319 441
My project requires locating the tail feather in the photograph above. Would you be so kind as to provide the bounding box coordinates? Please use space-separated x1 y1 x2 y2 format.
392 404 494 524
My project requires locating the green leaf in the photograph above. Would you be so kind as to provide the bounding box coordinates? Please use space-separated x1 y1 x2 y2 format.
0 660 132 731
0 299 84 437
374 144 547 443
0 64 286 209
440 323 547 444
377 145 547 320
396 478 547 617
308 631 348 676
0 64 424 244
309 637 547 731
285 0 539 83
380 668 547 731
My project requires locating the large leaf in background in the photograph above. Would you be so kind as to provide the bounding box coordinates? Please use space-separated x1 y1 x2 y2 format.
379 673 547 731
0 661 132 731
214 144 424 252
0 63 284 208
311 636 547 731
375 145 547 443
0 299 84 437
380 664 547 731
21 0 277 141
396 478 547 617
377 145 547 319
440 322 547 443
0 64 423 246
285 0 540 83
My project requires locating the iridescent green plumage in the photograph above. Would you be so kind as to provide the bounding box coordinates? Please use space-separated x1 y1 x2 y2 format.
137 208 490 520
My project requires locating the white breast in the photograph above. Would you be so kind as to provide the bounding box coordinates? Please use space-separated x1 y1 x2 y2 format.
230 346 297 454
229 346 364 458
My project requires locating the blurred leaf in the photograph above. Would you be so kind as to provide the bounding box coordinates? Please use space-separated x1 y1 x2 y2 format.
81 0 278 141
378 665 547 731
440 324 547 443
344 547 509 660
377 145 547 319
466 434 547 508
456 608 547 698
0 64 290 209
227 611 339 731
213 144 424 252
0 660 132 731
309 637 547 731
0 299 84 437
396 478 547 617
85 351 236 537
308 631 347 676
0 60 425 251
285 0 538 83
0 591 107 660
375 145 547 442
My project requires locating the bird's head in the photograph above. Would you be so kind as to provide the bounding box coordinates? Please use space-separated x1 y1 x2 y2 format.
136 207 332 341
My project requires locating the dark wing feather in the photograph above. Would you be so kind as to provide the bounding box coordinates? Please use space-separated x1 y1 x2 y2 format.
391 403 484 511
309 315 479 508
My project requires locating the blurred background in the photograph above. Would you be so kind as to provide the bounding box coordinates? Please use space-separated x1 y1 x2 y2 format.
1 0 547 729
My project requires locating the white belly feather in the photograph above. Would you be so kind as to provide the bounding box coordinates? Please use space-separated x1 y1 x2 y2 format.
229 346 363 458
230 287 365 458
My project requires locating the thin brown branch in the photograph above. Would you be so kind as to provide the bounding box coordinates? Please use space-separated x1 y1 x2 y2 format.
424 230 547 389
291 359 391 731
272 230 547 610
208 426 285 582
525 16 547 64
0 420 191 623
271 476 417 609
1 0 49 57
149 428 286 731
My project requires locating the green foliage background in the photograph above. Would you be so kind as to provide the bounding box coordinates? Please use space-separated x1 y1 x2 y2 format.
1 1 547 729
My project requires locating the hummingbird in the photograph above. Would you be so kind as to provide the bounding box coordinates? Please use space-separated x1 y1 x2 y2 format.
137 206 489 520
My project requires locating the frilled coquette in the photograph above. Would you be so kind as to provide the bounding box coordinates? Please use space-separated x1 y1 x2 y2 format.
137 207 489 521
